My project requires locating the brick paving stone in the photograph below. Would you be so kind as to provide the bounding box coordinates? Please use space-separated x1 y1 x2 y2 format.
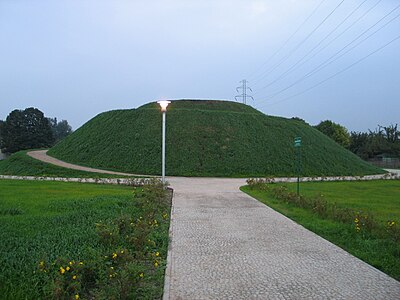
163 177 400 300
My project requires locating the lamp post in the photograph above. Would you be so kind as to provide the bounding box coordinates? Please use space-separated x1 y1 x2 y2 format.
157 100 171 185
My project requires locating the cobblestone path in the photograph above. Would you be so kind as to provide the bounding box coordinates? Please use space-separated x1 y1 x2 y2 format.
164 177 400 299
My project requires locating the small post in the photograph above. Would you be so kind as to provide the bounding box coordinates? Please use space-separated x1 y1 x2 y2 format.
294 137 302 196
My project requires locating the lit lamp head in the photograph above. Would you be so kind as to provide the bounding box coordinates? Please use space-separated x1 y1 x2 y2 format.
157 100 171 112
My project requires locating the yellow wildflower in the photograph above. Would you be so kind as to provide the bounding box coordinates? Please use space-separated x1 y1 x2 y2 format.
155 252 160 257
154 261 159 267
79 262 84 265
60 267 65 275
112 253 117 259
69 261 73 266
139 272 144 278
72 275 77 280
66 266 70 271
75 294 80 300
121 250 124 254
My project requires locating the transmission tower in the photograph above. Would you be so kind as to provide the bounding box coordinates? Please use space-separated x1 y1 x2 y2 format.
235 79 254 104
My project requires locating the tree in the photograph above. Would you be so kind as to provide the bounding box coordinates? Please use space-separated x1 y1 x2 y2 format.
348 124 400 160
0 120 4 143
0 107 54 153
348 132 370 159
48 117 73 143
314 120 350 148
381 124 399 144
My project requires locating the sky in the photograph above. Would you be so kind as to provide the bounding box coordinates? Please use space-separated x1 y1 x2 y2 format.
0 0 399 132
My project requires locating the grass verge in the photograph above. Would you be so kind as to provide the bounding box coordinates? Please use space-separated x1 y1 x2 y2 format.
241 179 400 281
0 179 171 299
0 150 136 178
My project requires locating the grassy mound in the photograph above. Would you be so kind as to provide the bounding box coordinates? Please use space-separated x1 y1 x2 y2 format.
48 100 383 177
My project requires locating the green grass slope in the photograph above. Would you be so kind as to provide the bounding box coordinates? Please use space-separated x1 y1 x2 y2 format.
48 100 383 177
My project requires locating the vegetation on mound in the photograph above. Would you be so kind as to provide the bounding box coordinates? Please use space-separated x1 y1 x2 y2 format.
242 180 400 280
49 100 384 177
0 179 171 299
0 150 135 178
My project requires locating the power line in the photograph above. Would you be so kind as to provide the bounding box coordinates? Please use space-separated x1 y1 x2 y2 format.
251 0 346 85
235 80 254 105
258 3 400 101
247 0 327 81
286 0 384 83
254 0 370 94
258 34 400 109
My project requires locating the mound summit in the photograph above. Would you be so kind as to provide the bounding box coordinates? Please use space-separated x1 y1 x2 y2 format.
48 100 383 177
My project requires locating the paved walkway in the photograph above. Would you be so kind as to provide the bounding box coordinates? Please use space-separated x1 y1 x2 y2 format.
386 168 400 175
164 177 400 299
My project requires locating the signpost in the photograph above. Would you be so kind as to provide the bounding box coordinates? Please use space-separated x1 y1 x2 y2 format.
294 137 302 195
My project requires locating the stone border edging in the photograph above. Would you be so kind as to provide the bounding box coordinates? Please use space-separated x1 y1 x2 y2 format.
1 172 399 186
0 175 156 186
254 172 400 183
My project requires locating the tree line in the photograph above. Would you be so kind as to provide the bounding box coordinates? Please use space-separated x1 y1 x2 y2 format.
0 107 72 154
315 120 400 160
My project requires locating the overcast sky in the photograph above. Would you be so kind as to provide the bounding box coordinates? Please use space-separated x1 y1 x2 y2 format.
0 0 399 132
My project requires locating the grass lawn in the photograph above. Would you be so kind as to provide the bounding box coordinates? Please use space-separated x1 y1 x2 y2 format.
241 180 400 281
278 180 400 223
0 179 171 299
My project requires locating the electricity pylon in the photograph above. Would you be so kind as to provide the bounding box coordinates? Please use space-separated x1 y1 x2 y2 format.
235 79 254 104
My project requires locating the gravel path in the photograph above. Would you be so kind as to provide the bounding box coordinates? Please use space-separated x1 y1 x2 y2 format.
164 177 400 299
27 150 143 176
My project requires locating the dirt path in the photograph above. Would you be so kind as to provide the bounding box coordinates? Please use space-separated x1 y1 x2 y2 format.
27 150 145 176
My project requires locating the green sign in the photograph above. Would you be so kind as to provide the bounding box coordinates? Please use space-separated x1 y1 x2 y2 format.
294 137 301 147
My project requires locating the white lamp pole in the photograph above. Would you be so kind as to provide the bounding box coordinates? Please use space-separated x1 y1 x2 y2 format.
157 100 171 185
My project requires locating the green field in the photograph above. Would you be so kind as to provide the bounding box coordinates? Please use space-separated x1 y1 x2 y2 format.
281 180 400 223
0 179 171 299
242 180 400 280
0 150 135 178
48 100 383 177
